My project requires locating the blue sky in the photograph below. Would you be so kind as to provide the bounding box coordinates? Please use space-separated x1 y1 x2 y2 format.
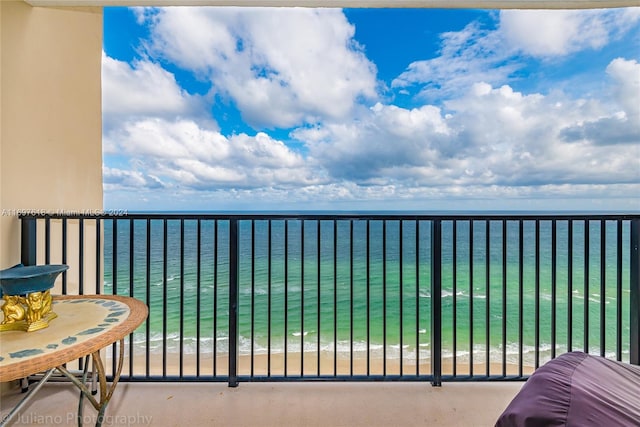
102 7 640 211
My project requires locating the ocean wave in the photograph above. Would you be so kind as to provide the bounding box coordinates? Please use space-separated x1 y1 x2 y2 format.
420 290 468 299
241 287 269 296
126 334 631 368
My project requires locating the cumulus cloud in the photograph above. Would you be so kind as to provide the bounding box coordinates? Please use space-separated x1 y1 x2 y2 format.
392 8 640 100
103 8 639 210
500 8 640 58
300 71 639 190
500 10 606 57
297 102 451 181
392 22 521 101
102 53 210 132
103 166 165 192
104 118 319 190
606 57 640 122
137 7 378 129
560 58 640 146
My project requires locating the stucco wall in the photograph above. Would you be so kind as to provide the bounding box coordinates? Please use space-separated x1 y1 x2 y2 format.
0 1 103 270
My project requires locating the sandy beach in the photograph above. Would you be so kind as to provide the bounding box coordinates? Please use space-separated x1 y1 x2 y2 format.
106 349 534 379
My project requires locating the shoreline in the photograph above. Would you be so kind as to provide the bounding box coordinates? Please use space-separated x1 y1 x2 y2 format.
107 350 534 378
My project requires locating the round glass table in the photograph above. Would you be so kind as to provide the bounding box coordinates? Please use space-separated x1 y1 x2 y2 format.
0 295 147 426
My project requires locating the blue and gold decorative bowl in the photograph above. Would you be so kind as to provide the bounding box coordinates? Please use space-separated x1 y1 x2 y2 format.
0 264 68 297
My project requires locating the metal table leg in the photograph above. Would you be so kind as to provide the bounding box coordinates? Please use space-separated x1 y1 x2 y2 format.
0 369 56 427
56 339 126 427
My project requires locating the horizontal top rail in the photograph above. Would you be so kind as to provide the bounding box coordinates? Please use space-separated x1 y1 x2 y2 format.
19 212 640 221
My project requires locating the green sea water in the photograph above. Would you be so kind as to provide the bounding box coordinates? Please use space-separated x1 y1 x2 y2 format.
103 217 632 366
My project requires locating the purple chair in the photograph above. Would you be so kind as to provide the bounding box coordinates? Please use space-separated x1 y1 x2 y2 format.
496 351 640 426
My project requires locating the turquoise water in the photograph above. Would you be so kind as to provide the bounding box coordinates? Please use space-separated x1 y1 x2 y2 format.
103 217 632 365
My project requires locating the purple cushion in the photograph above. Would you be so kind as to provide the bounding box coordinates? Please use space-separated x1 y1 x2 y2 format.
496 351 640 426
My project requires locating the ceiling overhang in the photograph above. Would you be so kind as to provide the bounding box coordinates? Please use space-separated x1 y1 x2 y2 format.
22 0 640 9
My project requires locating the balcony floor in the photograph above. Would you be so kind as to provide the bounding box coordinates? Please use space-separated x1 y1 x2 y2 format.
1 380 522 426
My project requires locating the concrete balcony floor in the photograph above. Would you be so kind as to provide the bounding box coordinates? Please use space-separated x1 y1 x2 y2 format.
1 380 523 426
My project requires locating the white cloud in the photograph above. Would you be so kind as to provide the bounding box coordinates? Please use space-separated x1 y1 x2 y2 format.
301 70 639 190
606 57 640 122
560 58 640 146
138 7 378 129
103 56 639 208
103 166 165 191
499 10 607 57
103 8 639 211
298 102 451 181
102 53 208 130
104 118 318 190
500 8 640 58
392 22 521 101
392 8 640 100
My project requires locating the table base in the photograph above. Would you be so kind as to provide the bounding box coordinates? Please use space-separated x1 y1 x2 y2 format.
0 338 125 427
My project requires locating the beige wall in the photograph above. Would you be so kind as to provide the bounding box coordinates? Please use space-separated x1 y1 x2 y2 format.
0 1 103 270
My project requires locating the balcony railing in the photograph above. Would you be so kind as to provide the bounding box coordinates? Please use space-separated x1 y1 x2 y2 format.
19 213 640 386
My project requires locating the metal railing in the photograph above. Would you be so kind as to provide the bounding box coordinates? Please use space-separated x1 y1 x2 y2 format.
19 213 640 386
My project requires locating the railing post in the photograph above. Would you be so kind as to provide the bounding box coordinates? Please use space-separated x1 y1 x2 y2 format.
21 216 37 266
228 219 240 387
630 219 640 365
431 219 442 386
19 215 38 393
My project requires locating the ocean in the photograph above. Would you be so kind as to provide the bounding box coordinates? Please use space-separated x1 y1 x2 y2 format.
102 216 632 367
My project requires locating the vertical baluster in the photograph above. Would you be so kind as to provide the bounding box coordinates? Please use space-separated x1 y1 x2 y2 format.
113 219 119 377
382 220 387 376
96 218 104 295
213 220 219 376
600 220 606 357
333 220 338 377
453 220 458 377
20 216 37 266
616 220 623 361
284 220 289 377
350 220 354 377
45 216 50 264
301 220 305 377
145 218 151 377
268 220 272 377
485 221 490 377
62 218 67 294
179 219 185 378
568 220 574 353
228 219 239 387
196 219 202 377
630 219 640 365
96 217 102 295
399 220 404 377
518 220 523 377
415 219 420 377
431 219 442 387
317 220 321 377
535 220 540 369
251 220 256 378
585 220 590 354
366 220 371 376
79 218 84 295
162 219 167 378
551 220 557 360
128 219 134 378
501 220 507 377
470 220 474 377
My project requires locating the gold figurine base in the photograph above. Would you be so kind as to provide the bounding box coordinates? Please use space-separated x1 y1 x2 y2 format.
0 290 56 332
